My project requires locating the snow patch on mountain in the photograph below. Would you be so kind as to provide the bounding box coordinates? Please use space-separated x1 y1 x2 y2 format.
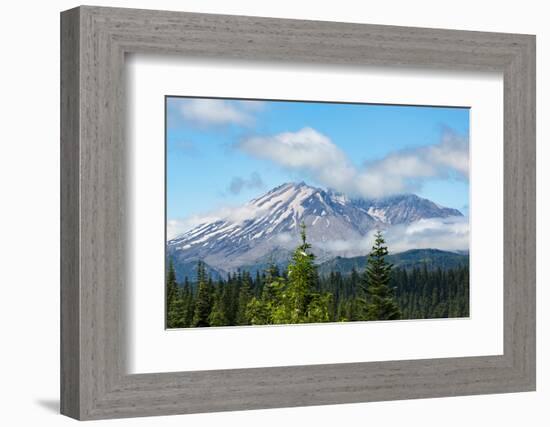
168 182 465 275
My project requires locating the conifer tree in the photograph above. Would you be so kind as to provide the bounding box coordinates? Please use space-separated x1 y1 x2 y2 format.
284 222 332 323
246 263 284 325
236 271 252 325
286 223 317 323
168 223 470 328
363 230 401 321
246 294 270 325
266 263 280 281
166 258 182 328
255 270 263 296
193 261 212 327
208 284 226 327
182 277 194 327
222 275 238 326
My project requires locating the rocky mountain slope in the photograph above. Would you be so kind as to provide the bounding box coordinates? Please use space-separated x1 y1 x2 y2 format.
168 182 463 279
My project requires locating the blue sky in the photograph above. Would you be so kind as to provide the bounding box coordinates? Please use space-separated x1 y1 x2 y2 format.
166 97 469 226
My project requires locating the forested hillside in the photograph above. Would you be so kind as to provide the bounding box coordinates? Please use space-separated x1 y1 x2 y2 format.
167 225 469 328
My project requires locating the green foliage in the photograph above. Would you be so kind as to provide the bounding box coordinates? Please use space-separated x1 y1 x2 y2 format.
285 223 323 323
167 227 469 328
317 248 469 276
193 261 212 327
236 271 252 325
244 223 332 325
362 231 401 321
208 283 227 327
307 292 332 322
166 258 184 328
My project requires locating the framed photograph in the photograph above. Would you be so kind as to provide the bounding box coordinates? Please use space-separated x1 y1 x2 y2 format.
61 6 536 420
165 97 470 329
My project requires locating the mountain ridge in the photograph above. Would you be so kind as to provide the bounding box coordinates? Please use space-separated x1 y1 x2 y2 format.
173 248 468 283
317 248 469 277
168 182 464 275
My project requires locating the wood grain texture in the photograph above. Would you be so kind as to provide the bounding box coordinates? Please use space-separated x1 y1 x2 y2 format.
60 7 80 419
60 5 536 420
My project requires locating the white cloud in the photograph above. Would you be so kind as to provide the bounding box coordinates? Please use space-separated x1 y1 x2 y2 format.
167 219 196 240
359 131 469 194
238 127 468 198
167 203 271 240
382 216 469 253
228 172 264 195
169 211 468 254
239 127 357 190
179 99 257 126
274 233 293 244
317 216 469 256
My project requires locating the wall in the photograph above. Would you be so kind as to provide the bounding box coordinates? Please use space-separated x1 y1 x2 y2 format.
0 0 546 425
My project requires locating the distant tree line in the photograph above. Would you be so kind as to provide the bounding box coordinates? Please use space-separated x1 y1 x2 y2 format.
166 225 469 328
319 264 469 321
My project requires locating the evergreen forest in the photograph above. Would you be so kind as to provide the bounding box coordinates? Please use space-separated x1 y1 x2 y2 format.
166 224 469 328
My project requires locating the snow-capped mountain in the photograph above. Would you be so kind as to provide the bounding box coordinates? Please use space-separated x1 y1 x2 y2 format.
168 182 463 276
352 193 463 225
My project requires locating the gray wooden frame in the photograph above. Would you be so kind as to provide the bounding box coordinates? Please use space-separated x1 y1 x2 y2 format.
60 5 536 421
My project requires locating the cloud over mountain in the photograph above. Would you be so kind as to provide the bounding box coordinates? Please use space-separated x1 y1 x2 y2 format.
318 215 469 256
238 127 468 198
167 182 467 274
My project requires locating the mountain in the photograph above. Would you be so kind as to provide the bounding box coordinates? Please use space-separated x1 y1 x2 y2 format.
172 260 226 283
168 182 464 279
317 249 469 277
351 194 463 225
